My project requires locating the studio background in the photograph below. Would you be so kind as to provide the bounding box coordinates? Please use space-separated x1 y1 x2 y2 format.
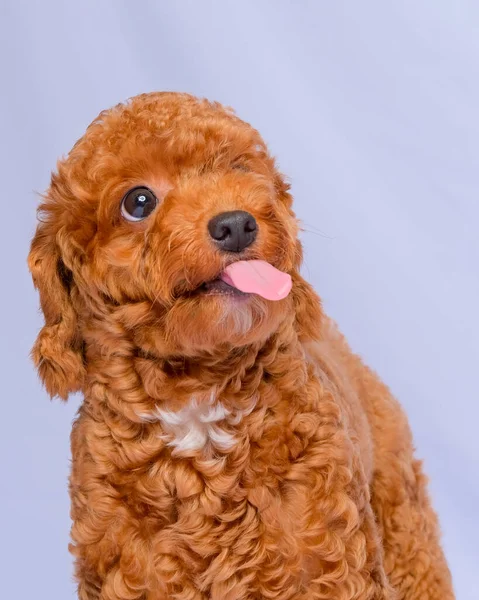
1 1 477 598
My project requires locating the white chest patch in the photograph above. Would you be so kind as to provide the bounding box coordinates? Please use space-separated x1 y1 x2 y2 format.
140 394 256 454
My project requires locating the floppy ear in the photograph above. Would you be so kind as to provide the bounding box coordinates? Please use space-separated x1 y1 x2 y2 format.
273 170 324 342
291 271 323 343
28 224 85 400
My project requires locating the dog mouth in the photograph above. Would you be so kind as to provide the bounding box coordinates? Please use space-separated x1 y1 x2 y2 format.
190 260 293 301
197 278 249 297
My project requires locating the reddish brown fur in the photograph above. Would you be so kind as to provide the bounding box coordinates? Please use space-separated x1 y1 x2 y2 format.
28 92 454 599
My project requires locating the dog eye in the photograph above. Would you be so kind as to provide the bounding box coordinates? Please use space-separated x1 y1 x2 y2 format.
121 187 158 221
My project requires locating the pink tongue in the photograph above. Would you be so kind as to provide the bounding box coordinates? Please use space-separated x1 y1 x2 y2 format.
220 260 292 301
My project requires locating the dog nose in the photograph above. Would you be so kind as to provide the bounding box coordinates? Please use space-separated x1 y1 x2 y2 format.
208 210 257 253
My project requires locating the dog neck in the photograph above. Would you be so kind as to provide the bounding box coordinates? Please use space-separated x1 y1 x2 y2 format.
83 312 309 424
141 315 304 391
80 307 322 463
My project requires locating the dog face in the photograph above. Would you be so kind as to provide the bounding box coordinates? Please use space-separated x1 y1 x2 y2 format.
29 93 321 398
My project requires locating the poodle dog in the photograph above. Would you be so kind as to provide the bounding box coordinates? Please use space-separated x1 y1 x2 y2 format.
28 92 454 600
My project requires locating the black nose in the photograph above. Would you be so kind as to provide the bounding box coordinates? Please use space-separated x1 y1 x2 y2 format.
208 210 257 253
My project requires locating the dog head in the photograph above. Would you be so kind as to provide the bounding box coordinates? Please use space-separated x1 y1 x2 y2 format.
28 92 321 399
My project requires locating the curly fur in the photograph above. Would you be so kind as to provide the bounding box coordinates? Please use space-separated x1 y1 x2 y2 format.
28 92 454 599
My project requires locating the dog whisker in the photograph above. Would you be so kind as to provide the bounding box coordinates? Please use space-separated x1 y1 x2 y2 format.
300 222 335 240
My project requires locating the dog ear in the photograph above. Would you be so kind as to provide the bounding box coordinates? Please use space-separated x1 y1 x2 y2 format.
28 222 85 400
291 271 323 343
273 171 324 341
273 170 294 210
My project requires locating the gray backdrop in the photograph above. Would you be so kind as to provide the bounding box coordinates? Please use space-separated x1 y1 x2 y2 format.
1 1 477 598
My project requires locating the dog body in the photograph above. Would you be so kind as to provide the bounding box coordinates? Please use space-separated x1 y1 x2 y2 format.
29 93 454 599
